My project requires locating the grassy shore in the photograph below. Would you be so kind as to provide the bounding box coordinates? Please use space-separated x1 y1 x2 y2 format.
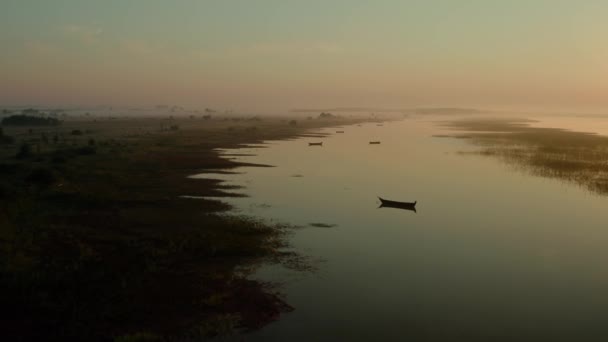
0 115 364 341
441 118 608 195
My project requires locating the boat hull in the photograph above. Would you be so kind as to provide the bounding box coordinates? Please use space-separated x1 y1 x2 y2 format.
378 197 417 212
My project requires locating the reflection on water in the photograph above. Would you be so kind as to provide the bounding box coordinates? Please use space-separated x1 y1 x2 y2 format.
203 117 608 341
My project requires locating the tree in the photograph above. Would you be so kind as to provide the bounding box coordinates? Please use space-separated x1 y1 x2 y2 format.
2 115 61 126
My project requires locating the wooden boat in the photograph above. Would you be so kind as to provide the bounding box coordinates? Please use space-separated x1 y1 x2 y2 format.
369 141 381 144
378 197 417 212
308 142 323 146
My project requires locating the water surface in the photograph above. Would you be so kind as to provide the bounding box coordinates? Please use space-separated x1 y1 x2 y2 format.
203 117 608 341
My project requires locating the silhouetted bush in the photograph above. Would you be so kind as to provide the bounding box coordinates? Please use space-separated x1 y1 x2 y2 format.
71 129 83 135
0 182 10 199
51 155 67 163
76 146 96 155
16 142 32 159
2 115 61 126
25 167 55 187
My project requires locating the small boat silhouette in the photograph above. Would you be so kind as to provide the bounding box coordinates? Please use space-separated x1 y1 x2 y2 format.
369 141 381 144
309 142 323 146
378 197 417 212
336 131 344 133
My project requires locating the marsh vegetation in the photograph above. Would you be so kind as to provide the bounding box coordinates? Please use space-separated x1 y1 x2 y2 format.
0 114 360 341
442 118 608 195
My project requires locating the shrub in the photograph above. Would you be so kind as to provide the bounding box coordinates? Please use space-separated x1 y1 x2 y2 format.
318 112 335 119
16 143 32 159
76 146 96 155
25 167 55 187
51 155 67 163
71 129 83 136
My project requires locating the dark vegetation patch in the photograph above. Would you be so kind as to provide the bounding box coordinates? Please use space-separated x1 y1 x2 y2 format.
0 127 15 144
309 222 338 228
2 114 61 126
0 116 363 341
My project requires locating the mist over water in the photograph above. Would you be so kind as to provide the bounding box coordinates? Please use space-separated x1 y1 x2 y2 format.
202 116 608 341
5 1 608 339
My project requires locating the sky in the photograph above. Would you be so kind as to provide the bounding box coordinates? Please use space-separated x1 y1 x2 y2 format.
1 0 607 113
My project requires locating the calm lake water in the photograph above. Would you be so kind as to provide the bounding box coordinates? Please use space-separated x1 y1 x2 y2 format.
201 117 608 341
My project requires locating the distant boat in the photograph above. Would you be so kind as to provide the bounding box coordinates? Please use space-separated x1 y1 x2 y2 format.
309 142 323 146
336 131 344 133
369 141 381 144
378 197 417 212
377 124 384 126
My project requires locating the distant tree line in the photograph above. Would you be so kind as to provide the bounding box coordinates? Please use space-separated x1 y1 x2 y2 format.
2 115 61 126
318 112 336 118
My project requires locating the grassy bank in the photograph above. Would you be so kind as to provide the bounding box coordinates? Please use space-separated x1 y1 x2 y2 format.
0 115 362 341
441 118 608 195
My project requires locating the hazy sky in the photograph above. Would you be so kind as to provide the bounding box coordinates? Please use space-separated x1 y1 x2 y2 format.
1 1 607 112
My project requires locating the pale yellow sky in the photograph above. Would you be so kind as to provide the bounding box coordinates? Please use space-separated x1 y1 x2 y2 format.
1 1 608 113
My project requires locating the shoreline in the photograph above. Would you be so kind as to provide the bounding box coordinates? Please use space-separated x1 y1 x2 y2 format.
0 115 371 341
